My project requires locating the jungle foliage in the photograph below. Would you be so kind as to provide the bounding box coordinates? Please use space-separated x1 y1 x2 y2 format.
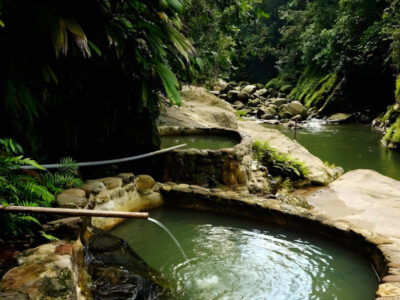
0 138 82 240
0 0 194 162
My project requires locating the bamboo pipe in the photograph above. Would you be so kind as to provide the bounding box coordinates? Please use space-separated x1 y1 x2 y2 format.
0 206 148 219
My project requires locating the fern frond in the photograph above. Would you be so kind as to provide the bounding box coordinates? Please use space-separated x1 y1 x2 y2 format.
14 215 41 226
57 157 78 174
41 231 59 242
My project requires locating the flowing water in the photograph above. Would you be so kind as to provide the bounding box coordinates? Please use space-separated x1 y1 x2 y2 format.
262 120 400 180
148 217 188 261
111 207 379 300
160 135 239 150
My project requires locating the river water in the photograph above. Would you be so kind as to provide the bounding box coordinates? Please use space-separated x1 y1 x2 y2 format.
111 207 378 300
262 120 400 180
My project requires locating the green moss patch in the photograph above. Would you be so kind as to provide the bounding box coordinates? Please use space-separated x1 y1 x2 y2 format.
253 140 309 181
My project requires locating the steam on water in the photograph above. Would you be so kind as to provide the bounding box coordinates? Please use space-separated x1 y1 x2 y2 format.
148 217 188 261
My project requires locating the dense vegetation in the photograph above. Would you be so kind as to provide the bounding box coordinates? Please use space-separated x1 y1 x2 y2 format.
0 0 193 162
183 0 400 147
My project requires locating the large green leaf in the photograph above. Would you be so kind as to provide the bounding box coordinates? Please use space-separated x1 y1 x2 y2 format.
166 0 184 13
153 61 181 106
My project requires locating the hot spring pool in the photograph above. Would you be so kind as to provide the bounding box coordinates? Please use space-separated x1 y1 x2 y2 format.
111 207 379 300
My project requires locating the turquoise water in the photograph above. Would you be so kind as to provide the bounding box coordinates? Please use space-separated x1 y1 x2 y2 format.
160 135 238 150
111 207 379 300
262 121 400 180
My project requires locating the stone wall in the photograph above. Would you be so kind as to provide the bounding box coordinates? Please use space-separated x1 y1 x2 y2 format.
158 126 253 187
56 173 163 231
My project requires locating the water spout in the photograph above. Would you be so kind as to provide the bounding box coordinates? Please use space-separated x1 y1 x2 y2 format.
148 217 188 261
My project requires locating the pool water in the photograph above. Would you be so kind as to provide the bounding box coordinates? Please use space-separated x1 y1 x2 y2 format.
160 135 239 150
262 120 400 180
111 207 379 300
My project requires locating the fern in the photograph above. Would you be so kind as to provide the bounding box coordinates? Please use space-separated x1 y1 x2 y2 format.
0 138 82 240
41 231 60 242
57 157 78 175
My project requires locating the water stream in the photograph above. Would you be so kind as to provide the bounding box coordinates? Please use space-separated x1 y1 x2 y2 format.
112 207 378 299
148 217 188 261
262 120 400 180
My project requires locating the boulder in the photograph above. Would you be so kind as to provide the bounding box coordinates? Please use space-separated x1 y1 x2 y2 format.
0 241 84 299
117 173 135 185
56 189 88 208
247 99 261 107
278 101 307 119
327 113 353 123
242 85 257 94
232 101 245 109
226 90 241 102
212 79 228 92
136 175 155 192
257 107 276 119
101 177 123 190
81 180 107 195
209 91 220 96
238 91 250 102
269 98 287 107
158 86 238 129
254 88 268 97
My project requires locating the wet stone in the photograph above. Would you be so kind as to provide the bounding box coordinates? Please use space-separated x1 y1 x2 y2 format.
101 177 123 190
117 173 135 185
81 180 107 195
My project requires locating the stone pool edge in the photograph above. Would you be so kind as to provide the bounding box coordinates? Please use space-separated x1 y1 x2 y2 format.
159 182 400 300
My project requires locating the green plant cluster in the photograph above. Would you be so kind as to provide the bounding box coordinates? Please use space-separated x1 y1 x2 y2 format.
181 0 266 83
0 0 195 160
0 138 82 240
384 117 400 145
252 140 309 181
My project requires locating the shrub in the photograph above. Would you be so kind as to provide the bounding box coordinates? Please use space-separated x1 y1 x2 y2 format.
0 138 81 240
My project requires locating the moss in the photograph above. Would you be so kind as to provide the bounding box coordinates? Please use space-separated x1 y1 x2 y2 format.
288 70 339 110
235 110 247 117
381 105 395 122
265 78 281 90
395 75 400 102
280 84 294 94
384 116 400 143
252 140 309 180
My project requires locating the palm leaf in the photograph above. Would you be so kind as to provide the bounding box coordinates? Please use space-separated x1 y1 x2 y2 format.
153 61 181 106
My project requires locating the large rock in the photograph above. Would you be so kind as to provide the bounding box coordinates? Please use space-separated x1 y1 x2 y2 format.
247 99 261 107
327 113 353 123
306 170 400 240
0 241 85 299
269 98 287 107
56 188 88 208
238 121 340 185
81 180 107 195
212 79 228 92
254 88 268 97
158 86 238 129
242 85 257 94
101 177 123 190
135 175 155 192
257 107 276 119
279 101 307 119
226 90 241 102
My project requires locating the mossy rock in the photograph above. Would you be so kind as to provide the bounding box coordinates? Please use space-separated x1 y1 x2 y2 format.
327 113 353 123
